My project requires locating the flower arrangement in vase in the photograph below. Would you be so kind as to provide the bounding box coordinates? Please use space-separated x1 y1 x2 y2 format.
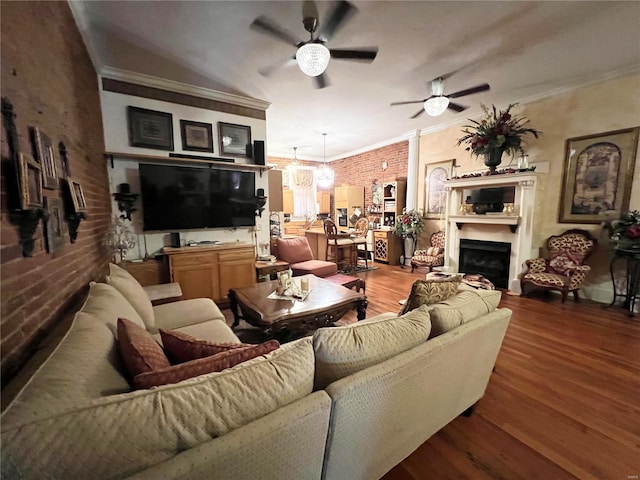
456 104 541 173
604 210 640 253
393 209 424 239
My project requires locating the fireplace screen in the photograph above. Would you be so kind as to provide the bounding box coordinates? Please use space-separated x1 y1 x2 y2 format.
459 239 511 289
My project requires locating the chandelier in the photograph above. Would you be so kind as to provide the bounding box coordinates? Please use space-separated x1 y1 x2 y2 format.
316 133 334 188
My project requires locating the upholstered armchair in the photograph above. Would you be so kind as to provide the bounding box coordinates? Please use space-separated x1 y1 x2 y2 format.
410 231 445 273
520 229 597 302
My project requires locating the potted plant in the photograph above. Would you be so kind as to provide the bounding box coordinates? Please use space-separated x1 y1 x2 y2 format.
394 209 424 266
456 104 541 173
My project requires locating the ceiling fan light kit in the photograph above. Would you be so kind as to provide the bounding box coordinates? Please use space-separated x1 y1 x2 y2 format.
296 43 331 77
424 96 450 116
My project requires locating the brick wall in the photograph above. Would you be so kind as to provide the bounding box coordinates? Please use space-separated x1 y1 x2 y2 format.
0 2 112 385
268 141 409 214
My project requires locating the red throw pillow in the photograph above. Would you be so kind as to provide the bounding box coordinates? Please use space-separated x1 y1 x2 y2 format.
547 252 584 275
117 318 170 378
159 328 253 364
133 340 280 389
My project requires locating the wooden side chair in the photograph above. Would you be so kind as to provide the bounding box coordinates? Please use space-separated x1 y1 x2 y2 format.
410 231 445 273
324 218 355 272
519 229 597 302
351 217 370 269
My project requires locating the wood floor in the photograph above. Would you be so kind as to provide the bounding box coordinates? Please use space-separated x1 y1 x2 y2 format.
233 263 640 480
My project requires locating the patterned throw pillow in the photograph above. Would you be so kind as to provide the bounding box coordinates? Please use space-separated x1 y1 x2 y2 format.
160 328 252 364
399 276 462 315
547 252 583 275
133 340 280 389
426 246 443 256
117 318 170 379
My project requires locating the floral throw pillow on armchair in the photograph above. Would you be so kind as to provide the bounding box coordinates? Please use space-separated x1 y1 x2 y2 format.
547 252 584 275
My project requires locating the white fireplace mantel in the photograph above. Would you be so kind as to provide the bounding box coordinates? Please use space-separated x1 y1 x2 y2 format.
443 172 540 293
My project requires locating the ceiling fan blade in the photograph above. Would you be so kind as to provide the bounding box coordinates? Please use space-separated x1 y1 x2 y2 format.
446 83 490 99
447 102 467 113
313 72 330 89
410 109 425 119
330 48 378 62
258 56 298 77
250 16 301 47
317 0 356 42
390 99 427 106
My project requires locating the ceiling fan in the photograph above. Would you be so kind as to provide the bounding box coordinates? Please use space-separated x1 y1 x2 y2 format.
391 78 490 118
250 0 378 89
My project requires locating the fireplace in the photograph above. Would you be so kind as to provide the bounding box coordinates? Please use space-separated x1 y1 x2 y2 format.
443 172 540 293
459 239 511 289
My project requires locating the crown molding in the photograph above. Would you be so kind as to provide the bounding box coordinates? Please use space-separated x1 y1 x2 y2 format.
100 66 271 111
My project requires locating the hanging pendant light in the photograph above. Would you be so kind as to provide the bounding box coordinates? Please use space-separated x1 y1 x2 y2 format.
317 133 335 188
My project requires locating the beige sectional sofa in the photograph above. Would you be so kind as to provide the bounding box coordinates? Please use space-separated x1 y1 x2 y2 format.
1 267 511 480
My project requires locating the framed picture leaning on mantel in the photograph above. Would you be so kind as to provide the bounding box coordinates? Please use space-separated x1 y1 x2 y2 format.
218 122 251 157
424 159 454 219
559 127 639 224
180 119 213 152
127 106 174 150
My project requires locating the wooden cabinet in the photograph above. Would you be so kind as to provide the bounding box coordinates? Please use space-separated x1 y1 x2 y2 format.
283 188 294 214
318 190 331 214
165 244 255 303
382 180 406 227
218 248 255 301
122 258 169 286
268 169 284 212
334 185 364 226
373 229 402 265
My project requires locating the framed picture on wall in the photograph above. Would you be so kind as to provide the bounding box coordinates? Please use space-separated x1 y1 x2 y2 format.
218 122 251 157
31 127 58 189
180 120 214 152
559 127 639 223
44 196 66 255
127 106 174 150
67 177 88 213
424 159 454 219
18 152 44 209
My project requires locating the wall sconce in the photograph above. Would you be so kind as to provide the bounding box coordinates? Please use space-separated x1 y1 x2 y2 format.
255 188 267 217
381 160 388 171
112 183 139 221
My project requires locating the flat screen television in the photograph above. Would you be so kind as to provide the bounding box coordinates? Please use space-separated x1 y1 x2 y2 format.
139 163 256 231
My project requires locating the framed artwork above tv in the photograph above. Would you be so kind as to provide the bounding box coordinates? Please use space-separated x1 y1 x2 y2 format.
218 122 251 157
127 106 174 150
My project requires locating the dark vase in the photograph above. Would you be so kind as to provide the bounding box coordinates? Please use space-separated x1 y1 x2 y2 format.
484 147 504 174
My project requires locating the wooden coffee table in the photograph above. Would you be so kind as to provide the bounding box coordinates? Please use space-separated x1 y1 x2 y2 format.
229 274 368 340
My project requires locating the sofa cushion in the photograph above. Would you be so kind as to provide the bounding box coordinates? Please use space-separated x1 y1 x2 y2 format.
1 283 138 426
312 305 432 389
428 289 502 338
291 260 338 278
152 297 226 330
117 318 170 379
134 340 280 389
547 251 583 275
1 338 316 480
276 236 313 264
160 328 249 363
107 263 156 332
399 276 461 315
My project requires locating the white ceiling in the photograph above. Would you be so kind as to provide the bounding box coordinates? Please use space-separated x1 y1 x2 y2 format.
71 1 640 161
